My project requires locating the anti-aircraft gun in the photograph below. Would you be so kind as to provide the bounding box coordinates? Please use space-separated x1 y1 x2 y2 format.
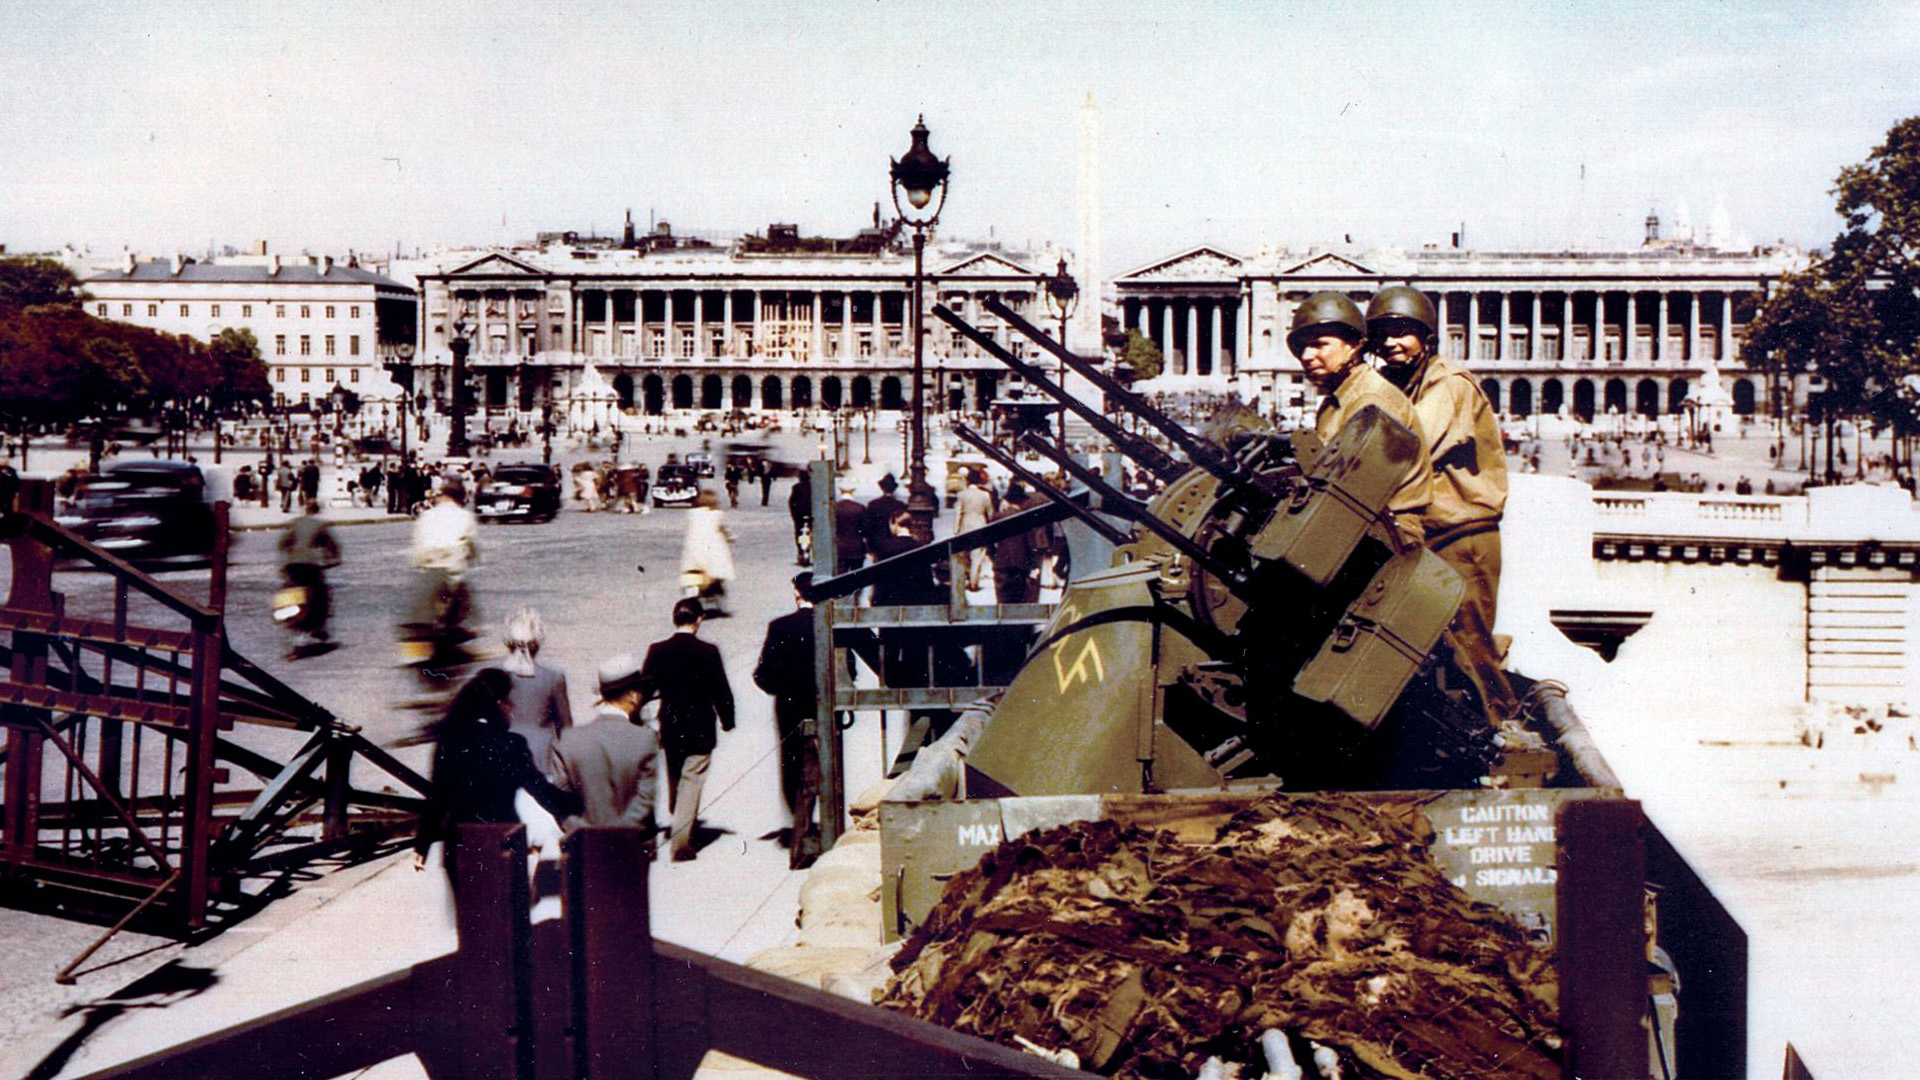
933 296 1507 797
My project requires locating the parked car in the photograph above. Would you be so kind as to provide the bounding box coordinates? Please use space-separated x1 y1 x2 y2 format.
475 462 561 523
651 464 701 508
56 459 218 568
685 450 717 478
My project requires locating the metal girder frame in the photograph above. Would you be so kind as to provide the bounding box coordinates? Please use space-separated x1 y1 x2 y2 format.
0 481 429 937
67 825 1078 1080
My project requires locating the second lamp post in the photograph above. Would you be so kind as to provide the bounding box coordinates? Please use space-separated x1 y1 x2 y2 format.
1044 257 1079 448
889 116 950 542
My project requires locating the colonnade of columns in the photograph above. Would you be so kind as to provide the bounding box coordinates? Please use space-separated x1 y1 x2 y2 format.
1422 288 1744 367
1119 295 1240 377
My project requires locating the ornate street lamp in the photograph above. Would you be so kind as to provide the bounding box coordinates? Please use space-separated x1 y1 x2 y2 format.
1044 257 1080 447
447 318 472 458
890 115 950 541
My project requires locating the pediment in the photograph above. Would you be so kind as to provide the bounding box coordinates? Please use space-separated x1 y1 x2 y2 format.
939 252 1035 277
445 252 547 278
1118 245 1245 282
1280 252 1376 277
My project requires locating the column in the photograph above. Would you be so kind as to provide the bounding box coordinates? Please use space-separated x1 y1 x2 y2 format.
1728 290 1743 361
1657 291 1670 365
1465 293 1479 362
602 289 613 357
840 289 852 360
811 289 824 365
1686 289 1700 366
1626 292 1640 362
698 288 714 359
1240 284 1254 373
1183 300 1197 376
1561 291 1574 364
1529 290 1542 364
1209 300 1223 378
1494 291 1507 363
1160 301 1174 364
722 291 734 356
754 289 767 361
871 290 883 359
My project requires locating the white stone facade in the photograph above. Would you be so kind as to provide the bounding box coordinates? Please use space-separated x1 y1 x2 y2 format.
1113 243 1810 418
410 242 1061 420
83 254 415 403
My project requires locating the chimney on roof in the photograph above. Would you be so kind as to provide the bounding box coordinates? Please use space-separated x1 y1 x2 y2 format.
170 254 185 276
319 255 332 275
269 254 281 276
251 240 268 255
123 251 136 274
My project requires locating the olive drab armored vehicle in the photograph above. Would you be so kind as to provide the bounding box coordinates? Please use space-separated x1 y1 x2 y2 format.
932 296 1514 798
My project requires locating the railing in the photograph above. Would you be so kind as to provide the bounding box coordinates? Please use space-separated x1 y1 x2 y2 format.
68 825 1076 1080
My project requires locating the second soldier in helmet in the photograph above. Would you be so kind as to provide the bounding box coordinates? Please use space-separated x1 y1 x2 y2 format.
1366 285 1520 725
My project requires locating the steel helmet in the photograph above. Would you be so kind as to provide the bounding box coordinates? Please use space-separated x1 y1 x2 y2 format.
1366 285 1438 340
1287 291 1368 356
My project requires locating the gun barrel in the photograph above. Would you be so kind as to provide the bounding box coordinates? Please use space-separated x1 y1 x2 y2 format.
952 422 1131 545
1019 432 1255 606
983 296 1238 477
932 304 1188 483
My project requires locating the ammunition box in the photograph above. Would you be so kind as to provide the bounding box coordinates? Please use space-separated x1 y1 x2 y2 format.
1250 406 1424 585
1293 547 1464 728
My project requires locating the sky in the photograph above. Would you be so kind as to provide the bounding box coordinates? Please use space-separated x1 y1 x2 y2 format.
3 0 1918 272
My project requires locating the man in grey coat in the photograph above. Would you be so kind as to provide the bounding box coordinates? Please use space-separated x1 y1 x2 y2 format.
553 654 660 831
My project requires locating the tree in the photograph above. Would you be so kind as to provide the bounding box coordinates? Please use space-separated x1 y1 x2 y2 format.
209 327 272 408
0 256 84 310
1751 116 1920 478
1122 329 1163 381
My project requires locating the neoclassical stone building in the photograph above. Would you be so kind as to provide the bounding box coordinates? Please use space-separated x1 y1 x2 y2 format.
1113 238 1808 420
408 231 1060 421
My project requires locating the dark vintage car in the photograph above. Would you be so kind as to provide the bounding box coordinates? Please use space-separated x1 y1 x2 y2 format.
476 463 561 523
651 463 700 508
56 459 218 567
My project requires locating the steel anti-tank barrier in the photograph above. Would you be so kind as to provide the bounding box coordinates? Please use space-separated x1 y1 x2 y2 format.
0 478 429 940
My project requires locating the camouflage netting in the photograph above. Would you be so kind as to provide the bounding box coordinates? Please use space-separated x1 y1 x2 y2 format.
878 793 1562 1080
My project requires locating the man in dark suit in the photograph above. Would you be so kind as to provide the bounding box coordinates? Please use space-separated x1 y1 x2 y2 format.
857 473 907 559
753 573 820 865
553 653 659 831
638 598 735 862
832 479 866 575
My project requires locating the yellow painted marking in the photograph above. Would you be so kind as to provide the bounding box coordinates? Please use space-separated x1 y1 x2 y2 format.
1051 636 1106 693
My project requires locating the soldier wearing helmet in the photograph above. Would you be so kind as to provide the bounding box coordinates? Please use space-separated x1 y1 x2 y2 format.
1290 291 1431 549
1367 284 1518 723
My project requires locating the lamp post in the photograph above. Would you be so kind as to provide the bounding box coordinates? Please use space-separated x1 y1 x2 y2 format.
890 115 950 542
1043 257 1080 447
447 318 472 458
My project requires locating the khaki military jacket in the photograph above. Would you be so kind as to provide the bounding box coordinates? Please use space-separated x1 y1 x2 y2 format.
1314 363 1432 547
1398 356 1507 545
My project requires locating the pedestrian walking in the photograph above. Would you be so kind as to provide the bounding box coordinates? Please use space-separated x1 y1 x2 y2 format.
833 479 866 575
413 668 584 881
953 467 993 589
276 460 297 512
724 462 743 508
989 481 1041 604
496 607 574 778
756 458 774 506
753 573 821 864
857 473 906 559
787 469 813 566
679 489 735 616
637 598 735 862
552 654 660 831
299 458 322 503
